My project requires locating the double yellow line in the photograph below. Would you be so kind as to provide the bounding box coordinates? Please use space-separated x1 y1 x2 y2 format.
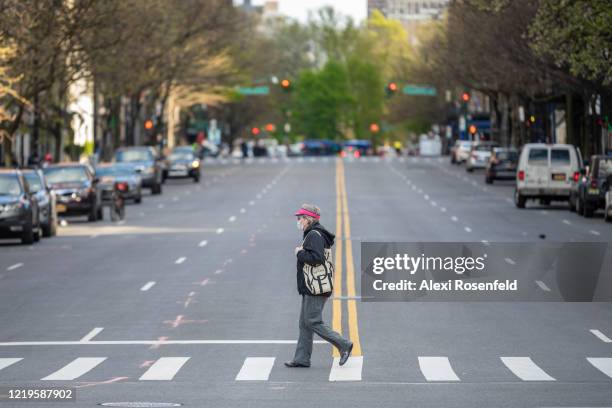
332 158 362 358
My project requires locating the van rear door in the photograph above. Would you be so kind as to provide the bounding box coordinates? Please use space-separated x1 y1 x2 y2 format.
549 147 573 191
525 147 549 189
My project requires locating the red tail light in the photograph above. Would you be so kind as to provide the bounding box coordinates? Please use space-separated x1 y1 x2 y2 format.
518 170 525 181
117 182 128 191
573 172 580 182
354 150 360 158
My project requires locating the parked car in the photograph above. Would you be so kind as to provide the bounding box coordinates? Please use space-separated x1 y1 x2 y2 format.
43 163 103 222
0 169 41 244
22 169 57 237
466 142 498 172
569 155 612 217
453 140 473 164
485 147 518 184
95 163 143 204
514 143 583 208
605 174 612 222
114 146 163 194
164 148 201 183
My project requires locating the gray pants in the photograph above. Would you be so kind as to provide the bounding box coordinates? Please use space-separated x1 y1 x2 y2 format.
293 294 351 365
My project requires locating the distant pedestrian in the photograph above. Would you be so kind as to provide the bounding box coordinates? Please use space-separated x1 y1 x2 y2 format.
285 204 353 368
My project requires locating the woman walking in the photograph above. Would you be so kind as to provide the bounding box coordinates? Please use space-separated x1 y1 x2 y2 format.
285 204 353 368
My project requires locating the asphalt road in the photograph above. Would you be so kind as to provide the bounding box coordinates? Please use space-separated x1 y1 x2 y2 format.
0 155 611 408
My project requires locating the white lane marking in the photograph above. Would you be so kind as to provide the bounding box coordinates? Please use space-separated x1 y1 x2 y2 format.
418 357 460 381
0 339 327 346
216 228 224 234
451 216 458 222
430 201 437 207
198 240 208 248
424 194 430 200
80 328 104 342
440 207 447 213
90 234 98 239
562 219 571 225
140 281 156 292
504 258 516 265
500 357 555 381
0 358 22 371
249 201 255 206
175 257 187 265
329 356 363 382
140 357 190 381
464 227 472 233
589 230 601 236
240 208 246 214
481 240 490 246
587 358 612 378
229 216 237 222
590 329 612 343
535 280 551 292
540 210 549 215
6 263 23 271
42 357 107 380
235 357 275 381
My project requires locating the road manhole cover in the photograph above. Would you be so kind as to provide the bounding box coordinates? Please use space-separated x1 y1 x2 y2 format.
99 403 182 407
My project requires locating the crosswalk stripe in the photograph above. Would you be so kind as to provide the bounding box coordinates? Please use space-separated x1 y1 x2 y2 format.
0 358 22 372
41 357 106 380
235 357 275 381
500 357 555 381
418 357 460 381
329 356 363 381
587 358 612 378
139 357 190 381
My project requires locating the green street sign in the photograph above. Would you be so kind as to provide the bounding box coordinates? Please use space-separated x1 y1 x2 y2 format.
236 86 270 96
403 85 437 96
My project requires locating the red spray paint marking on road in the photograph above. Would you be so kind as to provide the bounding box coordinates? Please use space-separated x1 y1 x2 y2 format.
163 315 208 328
149 336 169 350
193 278 209 286
76 377 128 389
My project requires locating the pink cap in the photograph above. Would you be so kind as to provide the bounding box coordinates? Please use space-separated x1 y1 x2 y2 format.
294 208 320 219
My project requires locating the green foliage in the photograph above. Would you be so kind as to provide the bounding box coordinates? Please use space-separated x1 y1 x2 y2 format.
529 0 612 86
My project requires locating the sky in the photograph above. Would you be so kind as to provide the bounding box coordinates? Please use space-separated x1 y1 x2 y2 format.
250 0 367 23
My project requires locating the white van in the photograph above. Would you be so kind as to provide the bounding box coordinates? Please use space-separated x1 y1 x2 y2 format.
514 143 583 208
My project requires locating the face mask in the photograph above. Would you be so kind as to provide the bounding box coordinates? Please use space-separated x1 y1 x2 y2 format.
297 220 303 230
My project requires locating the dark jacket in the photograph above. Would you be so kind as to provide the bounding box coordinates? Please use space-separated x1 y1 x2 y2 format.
296 221 335 296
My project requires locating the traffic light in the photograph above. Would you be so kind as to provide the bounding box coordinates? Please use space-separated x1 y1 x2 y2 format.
251 127 260 136
280 79 291 92
265 123 275 132
370 123 380 133
468 125 477 135
386 82 398 97
461 92 470 103
144 119 154 130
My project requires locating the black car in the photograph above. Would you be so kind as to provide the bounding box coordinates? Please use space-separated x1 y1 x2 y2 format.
164 148 201 183
485 147 518 184
23 169 57 237
570 155 612 217
43 163 102 222
0 169 41 244
114 146 163 194
96 163 143 203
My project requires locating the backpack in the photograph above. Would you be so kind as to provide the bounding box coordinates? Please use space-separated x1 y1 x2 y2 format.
301 230 334 295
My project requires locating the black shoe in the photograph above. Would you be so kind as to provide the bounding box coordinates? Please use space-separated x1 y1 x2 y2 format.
284 360 310 368
339 342 353 366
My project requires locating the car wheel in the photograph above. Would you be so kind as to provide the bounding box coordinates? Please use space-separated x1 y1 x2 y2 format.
576 196 584 215
152 183 162 195
583 203 594 218
514 189 526 209
97 206 103 220
135 194 142 204
33 227 40 242
605 208 612 223
21 222 34 245
42 221 51 238
466 166 473 173
569 196 576 212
